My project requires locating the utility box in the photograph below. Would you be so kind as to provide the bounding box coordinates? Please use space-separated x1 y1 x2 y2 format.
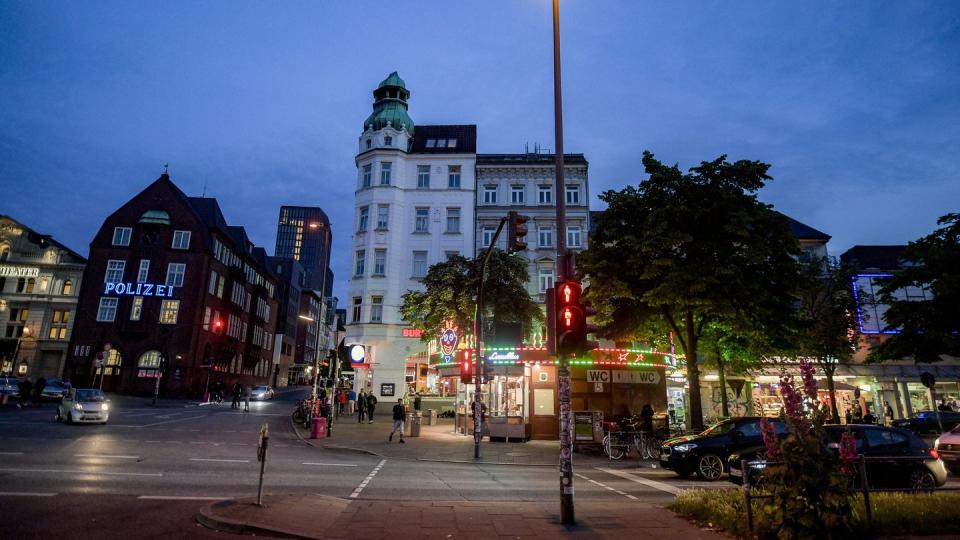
425 409 438 426
408 411 422 437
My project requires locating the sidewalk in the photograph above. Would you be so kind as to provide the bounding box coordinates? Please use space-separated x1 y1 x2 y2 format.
294 414 642 469
198 494 725 539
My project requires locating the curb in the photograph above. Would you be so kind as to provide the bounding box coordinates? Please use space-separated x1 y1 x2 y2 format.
288 415 384 457
417 457 556 466
196 503 312 540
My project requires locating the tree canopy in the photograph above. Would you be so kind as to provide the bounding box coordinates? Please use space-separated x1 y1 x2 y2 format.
399 251 543 344
868 213 960 363
578 151 802 431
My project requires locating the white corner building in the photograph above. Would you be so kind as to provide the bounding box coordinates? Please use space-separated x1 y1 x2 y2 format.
346 72 477 402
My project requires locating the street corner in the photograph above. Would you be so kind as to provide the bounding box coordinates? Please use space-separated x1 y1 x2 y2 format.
197 494 351 540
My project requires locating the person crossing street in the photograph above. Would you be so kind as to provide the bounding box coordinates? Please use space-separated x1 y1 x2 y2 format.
389 398 406 443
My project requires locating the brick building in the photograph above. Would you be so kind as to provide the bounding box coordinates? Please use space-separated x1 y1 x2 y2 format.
67 174 279 397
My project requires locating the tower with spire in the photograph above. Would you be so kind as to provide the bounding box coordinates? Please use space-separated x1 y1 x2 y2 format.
347 72 477 402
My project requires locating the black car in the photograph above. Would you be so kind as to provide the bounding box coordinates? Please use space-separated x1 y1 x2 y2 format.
727 424 948 490
659 417 787 481
893 411 960 437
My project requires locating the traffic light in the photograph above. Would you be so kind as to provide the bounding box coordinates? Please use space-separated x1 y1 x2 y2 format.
553 280 599 356
460 350 474 384
546 286 557 355
507 211 529 252
482 358 495 384
213 319 223 334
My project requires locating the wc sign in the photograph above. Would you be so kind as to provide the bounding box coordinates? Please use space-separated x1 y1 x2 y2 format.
587 370 611 384
588 369 660 385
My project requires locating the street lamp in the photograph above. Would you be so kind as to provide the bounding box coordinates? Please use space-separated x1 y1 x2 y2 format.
12 326 31 376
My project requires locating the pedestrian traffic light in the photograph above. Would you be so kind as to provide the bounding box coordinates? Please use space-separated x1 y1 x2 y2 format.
553 280 599 356
482 358 495 384
507 211 529 253
460 350 474 384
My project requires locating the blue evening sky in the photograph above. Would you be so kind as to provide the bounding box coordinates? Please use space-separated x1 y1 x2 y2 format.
2 1 958 303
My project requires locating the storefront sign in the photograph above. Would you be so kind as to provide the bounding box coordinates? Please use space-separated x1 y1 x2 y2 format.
439 323 459 363
487 351 519 362
594 382 604 393
402 328 423 338
586 370 611 383
104 282 175 297
350 344 366 364
0 265 39 278
381 383 395 396
612 370 660 384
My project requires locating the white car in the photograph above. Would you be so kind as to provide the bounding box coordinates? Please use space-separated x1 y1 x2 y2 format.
56 388 110 424
251 385 275 401
935 425 960 474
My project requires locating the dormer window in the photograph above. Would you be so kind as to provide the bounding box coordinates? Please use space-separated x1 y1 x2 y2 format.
436 139 447 147
384 136 393 147
446 139 457 148
425 139 437 148
366 139 372 149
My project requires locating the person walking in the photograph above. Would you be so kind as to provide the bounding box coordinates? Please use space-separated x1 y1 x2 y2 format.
366 392 377 423
413 392 422 412
33 377 47 406
231 382 242 409
338 389 347 417
243 384 251 412
389 399 406 443
885 404 895 426
347 388 357 415
640 403 655 435
17 378 32 409
357 390 367 423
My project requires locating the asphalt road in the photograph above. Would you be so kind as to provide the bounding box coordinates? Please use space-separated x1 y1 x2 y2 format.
2 389 956 539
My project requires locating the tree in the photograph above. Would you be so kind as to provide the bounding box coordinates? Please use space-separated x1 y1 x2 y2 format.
868 213 960 363
578 151 801 431
399 251 542 345
794 258 861 423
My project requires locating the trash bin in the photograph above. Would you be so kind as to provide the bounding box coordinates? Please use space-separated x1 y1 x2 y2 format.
407 411 422 437
311 416 327 439
425 409 437 426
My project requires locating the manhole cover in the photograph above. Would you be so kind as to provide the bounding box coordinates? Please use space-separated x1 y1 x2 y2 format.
505 452 529 457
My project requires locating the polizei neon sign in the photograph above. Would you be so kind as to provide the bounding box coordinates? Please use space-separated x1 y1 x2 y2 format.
103 282 176 297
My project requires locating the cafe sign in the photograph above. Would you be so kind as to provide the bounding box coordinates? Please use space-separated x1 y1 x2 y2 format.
104 281 176 297
0 265 39 278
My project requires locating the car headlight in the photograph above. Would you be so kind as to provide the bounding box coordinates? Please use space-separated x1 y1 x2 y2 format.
101 403 109 412
673 443 698 453
73 403 83 411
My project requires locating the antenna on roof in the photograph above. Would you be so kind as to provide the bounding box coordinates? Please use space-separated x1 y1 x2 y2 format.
163 163 169 175
201 178 207 198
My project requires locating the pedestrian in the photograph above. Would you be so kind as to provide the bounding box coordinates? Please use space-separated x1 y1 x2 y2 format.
640 403 654 435
366 392 378 423
231 382 242 409
938 399 953 412
243 384 251 412
357 390 367 423
17 378 32 408
338 389 347 416
885 404 895 425
389 398 406 443
845 408 853 425
347 388 357 414
413 392 422 412
853 405 863 423
33 376 47 406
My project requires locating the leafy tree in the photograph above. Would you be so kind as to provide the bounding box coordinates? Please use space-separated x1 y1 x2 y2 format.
399 251 542 345
579 151 801 431
794 258 861 423
868 213 960 362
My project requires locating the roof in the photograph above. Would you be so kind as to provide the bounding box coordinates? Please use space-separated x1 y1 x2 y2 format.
410 125 477 154
377 71 406 90
840 245 907 272
186 197 230 230
364 71 414 135
785 216 831 242
477 153 588 166
0 214 87 263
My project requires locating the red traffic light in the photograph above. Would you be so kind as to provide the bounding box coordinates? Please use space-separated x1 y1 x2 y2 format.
507 211 530 253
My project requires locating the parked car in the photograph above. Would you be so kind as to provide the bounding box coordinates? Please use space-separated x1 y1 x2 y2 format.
41 379 70 401
250 385 274 401
659 417 788 480
0 377 20 399
728 424 947 490
893 411 960 437
934 425 960 474
56 388 110 424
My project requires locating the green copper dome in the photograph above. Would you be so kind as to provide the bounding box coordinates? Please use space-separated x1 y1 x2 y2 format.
363 71 415 135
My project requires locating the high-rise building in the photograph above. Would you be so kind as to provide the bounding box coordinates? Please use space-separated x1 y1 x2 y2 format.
346 72 477 402
275 206 332 293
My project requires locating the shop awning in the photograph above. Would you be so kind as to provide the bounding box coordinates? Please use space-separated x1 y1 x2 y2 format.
836 364 960 381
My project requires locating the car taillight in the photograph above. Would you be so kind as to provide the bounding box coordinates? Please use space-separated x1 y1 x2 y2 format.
929 448 940 460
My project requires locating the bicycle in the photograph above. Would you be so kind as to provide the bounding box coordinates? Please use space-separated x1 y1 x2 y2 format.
603 429 633 460
292 399 314 428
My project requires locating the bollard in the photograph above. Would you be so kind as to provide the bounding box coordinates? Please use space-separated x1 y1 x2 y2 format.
256 423 269 506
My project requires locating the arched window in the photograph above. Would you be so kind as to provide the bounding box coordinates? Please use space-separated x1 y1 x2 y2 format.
137 350 163 368
62 280 73 295
0 247 9 262
25 278 35 294
16 278 25 292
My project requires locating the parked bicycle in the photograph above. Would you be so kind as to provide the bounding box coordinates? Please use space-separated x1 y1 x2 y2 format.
292 399 315 428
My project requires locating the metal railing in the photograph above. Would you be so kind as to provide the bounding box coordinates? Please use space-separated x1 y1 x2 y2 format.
742 454 958 533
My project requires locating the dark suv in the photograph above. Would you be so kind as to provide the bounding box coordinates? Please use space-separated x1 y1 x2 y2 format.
659 417 787 480
893 411 960 437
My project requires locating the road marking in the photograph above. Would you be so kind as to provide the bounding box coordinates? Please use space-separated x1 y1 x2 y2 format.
0 452 24 456
138 415 208 428
303 462 358 467
75 454 140 459
575 472 640 500
350 459 386 499
0 492 58 497
189 458 249 463
595 467 680 495
0 468 162 477
137 495 232 500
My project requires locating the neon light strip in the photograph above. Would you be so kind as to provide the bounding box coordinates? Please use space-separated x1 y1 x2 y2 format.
850 273 899 335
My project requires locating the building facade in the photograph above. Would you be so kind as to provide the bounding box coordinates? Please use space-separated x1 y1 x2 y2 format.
67 174 279 397
267 256 304 388
475 151 590 327
0 216 86 379
346 72 477 403
275 206 332 294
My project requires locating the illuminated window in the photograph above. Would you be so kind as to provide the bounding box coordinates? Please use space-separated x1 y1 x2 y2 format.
159 300 179 324
130 297 143 321
62 279 73 295
138 350 162 368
